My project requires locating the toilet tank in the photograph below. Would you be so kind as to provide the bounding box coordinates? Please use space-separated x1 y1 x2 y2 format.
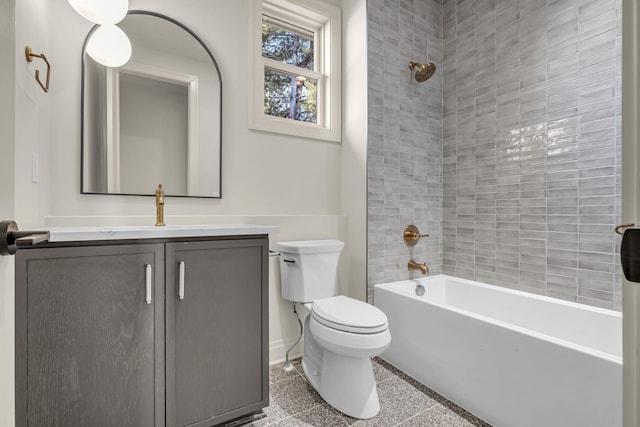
275 240 344 303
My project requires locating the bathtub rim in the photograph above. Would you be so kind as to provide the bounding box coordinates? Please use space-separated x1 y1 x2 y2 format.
374 274 622 364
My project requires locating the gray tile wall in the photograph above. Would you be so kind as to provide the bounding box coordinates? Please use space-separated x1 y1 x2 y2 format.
367 0 444 302
367 0 622 310
441 0 622 310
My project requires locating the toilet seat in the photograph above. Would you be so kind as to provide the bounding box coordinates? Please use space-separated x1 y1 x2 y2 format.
311 295 388 334
308 314 391 358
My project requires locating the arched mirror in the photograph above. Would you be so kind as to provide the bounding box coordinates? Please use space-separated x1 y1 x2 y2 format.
81 10 222 198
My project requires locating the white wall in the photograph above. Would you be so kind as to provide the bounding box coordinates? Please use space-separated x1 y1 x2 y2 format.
0 0 15 217
0 0 15 216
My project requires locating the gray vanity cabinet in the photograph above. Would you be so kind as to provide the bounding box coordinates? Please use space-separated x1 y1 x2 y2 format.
15 244 166 427
166 239 269 427
15 236 269 427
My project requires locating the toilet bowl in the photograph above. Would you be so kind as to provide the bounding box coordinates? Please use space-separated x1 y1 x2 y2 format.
302 296 391 419
275 240 392 419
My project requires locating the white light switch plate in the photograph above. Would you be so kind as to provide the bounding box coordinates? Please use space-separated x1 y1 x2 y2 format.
32 153 39 183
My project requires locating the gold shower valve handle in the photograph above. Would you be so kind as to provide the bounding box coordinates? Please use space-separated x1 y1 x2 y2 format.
404 225 428 246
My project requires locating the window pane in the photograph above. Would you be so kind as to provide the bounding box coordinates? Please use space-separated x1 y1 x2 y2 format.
261 21 314 71
264 68 317 123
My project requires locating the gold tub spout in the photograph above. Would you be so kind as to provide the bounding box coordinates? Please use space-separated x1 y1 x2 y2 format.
155 184 165 227
408 259 429 275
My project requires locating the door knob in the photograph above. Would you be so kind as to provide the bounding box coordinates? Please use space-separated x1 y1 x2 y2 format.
0 220 50 256
619 225 640 283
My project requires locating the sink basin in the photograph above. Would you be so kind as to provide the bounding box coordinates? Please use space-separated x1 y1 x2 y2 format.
46 224 280 242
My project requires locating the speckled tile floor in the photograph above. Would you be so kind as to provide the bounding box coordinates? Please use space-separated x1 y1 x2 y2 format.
246 357 491 427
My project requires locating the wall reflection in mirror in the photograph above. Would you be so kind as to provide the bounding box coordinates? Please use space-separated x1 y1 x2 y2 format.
82 11 222 198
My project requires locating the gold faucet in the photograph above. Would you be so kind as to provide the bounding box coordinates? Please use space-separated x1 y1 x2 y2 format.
408 259 429 275
155 184 165 226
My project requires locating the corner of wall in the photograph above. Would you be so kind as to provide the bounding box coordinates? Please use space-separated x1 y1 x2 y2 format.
341 0 368 303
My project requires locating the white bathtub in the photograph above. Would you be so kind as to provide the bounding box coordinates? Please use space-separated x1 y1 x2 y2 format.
374 275 622 427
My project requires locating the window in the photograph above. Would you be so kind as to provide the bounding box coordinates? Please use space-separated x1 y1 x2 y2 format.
250 0 341 142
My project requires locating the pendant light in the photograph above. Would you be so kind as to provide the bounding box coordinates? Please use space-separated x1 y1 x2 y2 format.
68 0 128 25
69 0 132 67
85 24 132 68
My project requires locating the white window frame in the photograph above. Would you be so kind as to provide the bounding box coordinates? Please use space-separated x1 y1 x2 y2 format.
250 0 342 142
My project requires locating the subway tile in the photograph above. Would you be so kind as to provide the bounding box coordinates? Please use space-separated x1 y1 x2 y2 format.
548 6 578 30
548 207 578 217
519 276 547 291
548 256 578 268
547 282 579 301
578 269 615 291
579 46 618 70
578 107 617 126
548 239 578 251
579 177 616 190
579 0 616 21
579 241 616 253
548 222 579 233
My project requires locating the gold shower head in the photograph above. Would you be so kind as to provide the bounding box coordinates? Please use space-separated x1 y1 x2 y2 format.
408 61 436 82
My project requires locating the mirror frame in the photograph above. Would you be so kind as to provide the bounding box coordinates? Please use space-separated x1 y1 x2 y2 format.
80 10 223 198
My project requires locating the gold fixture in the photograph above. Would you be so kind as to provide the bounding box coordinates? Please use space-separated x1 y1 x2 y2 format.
404 224 428 246
25 46 51 93
615 223 635 236
155 184 165 227
408 61 436 82
408 260 429 275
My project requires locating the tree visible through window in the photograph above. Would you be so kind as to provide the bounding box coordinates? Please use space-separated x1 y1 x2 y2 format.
262 21 317 123
250 0 341 142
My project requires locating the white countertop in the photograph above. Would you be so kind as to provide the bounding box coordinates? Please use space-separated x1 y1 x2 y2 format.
45 224 280 242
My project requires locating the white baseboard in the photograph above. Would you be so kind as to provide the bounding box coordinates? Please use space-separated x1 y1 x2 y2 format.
269 336 304 365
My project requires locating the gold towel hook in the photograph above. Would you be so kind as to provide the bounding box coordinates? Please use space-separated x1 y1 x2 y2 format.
25 46 51 93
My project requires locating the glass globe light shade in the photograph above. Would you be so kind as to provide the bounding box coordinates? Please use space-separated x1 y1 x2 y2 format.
86 25 132 68
68 0 128 25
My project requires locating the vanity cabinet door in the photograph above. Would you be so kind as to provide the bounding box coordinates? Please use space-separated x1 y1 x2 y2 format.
15 244 165 427
166 238 268 427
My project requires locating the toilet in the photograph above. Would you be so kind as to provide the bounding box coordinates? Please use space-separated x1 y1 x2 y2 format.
275 240 391 419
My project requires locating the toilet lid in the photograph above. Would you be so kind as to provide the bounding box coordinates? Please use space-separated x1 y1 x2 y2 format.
311 295 388 334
